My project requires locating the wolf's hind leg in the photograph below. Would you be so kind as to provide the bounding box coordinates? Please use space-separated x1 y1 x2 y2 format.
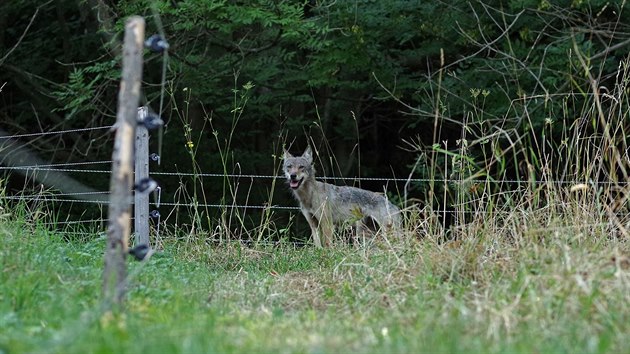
354 216 378 247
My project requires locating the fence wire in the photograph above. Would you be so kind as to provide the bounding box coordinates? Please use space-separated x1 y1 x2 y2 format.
2 125 630 230
3 164 628 186
0 161 111 169
3 164 629 212
0 126 112 140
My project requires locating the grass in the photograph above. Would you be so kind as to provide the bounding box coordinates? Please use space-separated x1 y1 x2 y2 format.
1 199 629 354
3 45 629 354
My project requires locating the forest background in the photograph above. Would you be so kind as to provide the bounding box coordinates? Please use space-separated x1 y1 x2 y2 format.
3 2 630 353
1 0 629 240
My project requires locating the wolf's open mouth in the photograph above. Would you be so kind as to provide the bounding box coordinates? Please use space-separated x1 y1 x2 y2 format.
289 178 303 189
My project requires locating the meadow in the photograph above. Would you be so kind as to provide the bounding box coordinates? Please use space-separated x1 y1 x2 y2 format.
1 192 629 353
2 2 630 353
4 62 630 353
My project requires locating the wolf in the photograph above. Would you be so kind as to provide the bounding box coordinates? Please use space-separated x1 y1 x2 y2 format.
283 146 401 248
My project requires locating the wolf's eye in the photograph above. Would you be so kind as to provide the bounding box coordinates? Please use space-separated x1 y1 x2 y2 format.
286 164 292 168
298 165 304 169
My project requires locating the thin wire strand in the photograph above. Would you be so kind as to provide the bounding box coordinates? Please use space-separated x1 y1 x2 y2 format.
156 202 300 210
0 161 111 169
3 164 628 186
3 194 300 210
0 126 112 140
8 195 627 216
7 191 110 198
40 219 110 226
3 196 109 204
0 166 111 173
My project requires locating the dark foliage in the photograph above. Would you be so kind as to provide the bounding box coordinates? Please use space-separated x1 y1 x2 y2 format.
1 0 628 234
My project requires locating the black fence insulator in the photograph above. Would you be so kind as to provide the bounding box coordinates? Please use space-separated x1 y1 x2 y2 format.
138 112 164 130
144 34 169 53
128 244 150 261
135 177 158 194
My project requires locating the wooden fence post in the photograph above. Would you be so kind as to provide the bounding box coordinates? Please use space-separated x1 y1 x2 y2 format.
103 16 145 308
134 106 150 246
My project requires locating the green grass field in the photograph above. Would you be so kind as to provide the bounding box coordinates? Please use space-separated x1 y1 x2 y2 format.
1 201 629 354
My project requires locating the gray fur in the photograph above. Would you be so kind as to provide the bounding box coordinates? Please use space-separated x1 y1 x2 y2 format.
283 146 401 248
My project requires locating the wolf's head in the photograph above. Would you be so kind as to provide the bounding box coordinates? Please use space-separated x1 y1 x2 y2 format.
283 146 315 190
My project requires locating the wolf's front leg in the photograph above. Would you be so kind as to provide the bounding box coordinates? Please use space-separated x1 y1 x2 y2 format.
302 210 323 248
311 229 323 248
354 220 370 247
319 217 334 247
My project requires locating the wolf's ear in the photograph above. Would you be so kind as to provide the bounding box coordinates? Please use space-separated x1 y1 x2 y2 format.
303 146 313 163
283 150 294 160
